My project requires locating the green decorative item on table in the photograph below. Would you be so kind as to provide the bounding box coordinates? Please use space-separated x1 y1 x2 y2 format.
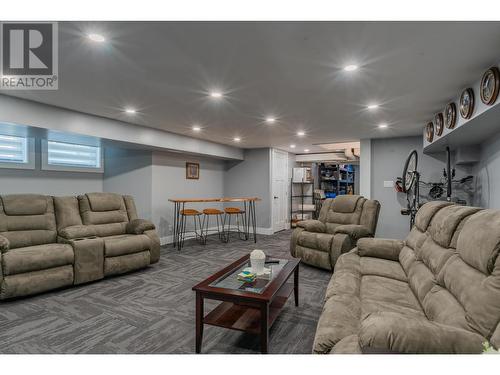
237 270 256 283
482 342 499 354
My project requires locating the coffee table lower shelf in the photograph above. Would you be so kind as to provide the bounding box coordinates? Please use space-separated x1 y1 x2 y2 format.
204 283 294 335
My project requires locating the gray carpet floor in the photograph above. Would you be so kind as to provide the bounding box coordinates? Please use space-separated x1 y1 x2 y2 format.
0 230 331 354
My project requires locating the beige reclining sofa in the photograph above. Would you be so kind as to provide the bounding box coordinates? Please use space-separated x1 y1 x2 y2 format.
313 201 500 354
290 195 380 270
0 192 160 299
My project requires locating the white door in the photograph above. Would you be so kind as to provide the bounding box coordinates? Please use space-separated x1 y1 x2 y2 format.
272 149 289 232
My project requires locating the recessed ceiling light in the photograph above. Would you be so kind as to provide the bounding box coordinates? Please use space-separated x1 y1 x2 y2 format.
210 91 223 99
304 149 310 153
124 108 136 114
367 104 379 110
88 34 106 43
233 137 241 142
344 64 358 72
192 126 201 132
378 123 388 129
265 117 276 124
297 131 305 136
290 144 296 149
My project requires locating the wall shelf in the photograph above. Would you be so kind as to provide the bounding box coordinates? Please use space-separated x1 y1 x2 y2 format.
424 98 500 154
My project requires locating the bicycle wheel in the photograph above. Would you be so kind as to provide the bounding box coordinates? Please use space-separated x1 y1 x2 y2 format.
402 150 418 193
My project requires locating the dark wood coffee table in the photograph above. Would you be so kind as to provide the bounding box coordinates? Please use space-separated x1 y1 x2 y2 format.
192 254 300 354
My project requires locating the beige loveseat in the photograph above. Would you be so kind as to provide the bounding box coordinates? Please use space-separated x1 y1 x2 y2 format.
290 195 380 270
313 201 500 354
0 192 160 299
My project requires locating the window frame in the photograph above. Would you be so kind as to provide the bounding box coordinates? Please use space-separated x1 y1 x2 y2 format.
0 134 35 170
41 139 104 173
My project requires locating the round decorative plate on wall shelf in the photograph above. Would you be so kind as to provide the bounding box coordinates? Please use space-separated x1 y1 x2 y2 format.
444 102 456 129
460 88 474 119
480 66 500 105
425 122 434 142
434 113 444 136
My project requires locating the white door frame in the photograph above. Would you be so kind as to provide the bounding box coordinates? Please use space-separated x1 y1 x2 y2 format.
270 148 289 233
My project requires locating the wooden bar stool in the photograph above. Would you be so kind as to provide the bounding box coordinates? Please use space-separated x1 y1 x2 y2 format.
223 207 248 242
201 208 225 243
179 209 204 248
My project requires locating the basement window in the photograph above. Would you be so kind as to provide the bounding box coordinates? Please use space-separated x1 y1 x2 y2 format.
0 134 35 169
42 140 103 172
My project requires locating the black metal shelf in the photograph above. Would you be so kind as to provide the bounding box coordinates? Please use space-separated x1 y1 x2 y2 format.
290 175 315 228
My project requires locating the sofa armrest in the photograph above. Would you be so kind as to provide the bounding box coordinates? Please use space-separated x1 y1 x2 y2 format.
357 238 404 261
334 224 372 240
59 225 97 240
297 220 326 233
126 219 156 235
0 234 9 253
359 312 485 354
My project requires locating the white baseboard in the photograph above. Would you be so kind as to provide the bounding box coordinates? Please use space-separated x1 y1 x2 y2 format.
255 227 274 235
160 226 275 246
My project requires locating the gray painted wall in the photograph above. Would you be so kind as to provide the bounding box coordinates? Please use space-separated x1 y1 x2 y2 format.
0 139 103 196
103 148 153 220
151 151 226 242
224 148 271 230
371 136 472 239
473 130 500 209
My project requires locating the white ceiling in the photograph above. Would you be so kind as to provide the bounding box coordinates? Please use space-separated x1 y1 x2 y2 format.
5 21 500 153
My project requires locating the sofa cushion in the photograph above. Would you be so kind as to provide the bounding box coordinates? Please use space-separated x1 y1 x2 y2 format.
126 219 156 235
360 275 422 312
325 250 361 300
418 236 455 276
326 200 364 226
297 231 333 253
334 224 371 240
331 195 363 213
54 196 82 230
123 195 139 221
2 243 74 275
59 225 97 240
297 220 325 233
104 234 151 257
457 209 500 275
359 199 380 235
0 265 73 299
414 201 452 232
428 205 480 248
360 257 407 282
0 195 57 249
104 250 150 276
1 194 47 216
87 192 124 212
422 285 469 331
358 238 403 261
313 294 361 353
78 194 128 230
359 311 485 354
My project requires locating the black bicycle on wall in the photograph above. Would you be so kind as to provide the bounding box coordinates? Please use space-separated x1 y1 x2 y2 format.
400 149 420 229
397 147 473 229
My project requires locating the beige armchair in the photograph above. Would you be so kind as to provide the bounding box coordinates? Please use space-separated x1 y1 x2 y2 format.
290 195 380 270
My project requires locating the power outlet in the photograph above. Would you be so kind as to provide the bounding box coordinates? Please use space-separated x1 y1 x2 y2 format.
383 180 394 188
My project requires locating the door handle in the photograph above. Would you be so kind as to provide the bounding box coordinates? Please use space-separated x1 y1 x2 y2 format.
274 196 279 199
